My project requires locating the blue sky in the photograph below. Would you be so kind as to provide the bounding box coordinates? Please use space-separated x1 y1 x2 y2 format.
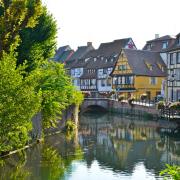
42 0 180 50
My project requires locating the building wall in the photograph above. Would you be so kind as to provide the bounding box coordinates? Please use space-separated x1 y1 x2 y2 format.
167 49 180 101
133 76 165 99
97 79 112 92
116 76 165 99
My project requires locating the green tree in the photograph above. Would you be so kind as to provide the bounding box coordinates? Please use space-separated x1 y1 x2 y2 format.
0 0 42 56
17 6 57 71
29 61 83 129
0 53 42 153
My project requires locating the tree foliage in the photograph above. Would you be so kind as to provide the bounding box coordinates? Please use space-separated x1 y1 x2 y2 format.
0 53 42 152
0 0 83 154
160 164 180 180
17 6 57 71
29 61 83 128
0 0 42 56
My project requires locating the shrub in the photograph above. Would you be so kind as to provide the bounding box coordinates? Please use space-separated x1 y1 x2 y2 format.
156 101 165 110
160 164 180 180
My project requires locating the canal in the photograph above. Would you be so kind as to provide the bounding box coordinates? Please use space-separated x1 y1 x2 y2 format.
0 112 180 180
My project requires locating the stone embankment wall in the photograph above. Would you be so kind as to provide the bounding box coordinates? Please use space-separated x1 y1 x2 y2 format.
31 104 79 140
108 100 159 119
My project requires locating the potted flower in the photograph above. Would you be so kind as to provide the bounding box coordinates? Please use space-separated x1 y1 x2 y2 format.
140 93 147 101
128 95 135 106
156 101 165 110
118 95 125 102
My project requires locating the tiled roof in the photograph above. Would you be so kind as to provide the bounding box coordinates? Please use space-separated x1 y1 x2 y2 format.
122 49 167 77
165 33 180 52
53 45 71 61
67 59 90 69
143 35 176 52
84 38 135 58
68 44 94 61
55 50 74 63
147 35 175 42
72 38 136 79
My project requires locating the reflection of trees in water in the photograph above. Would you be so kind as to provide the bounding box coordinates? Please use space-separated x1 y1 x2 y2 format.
79 112 180 173
0 151 30 180
0 133 84 180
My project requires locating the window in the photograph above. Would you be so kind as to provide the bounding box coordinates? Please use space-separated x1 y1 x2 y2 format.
75 68 81 75
98 69 103 76
103 69 108 74
118 76 122 84
147 44 151 50
150 77 157 85
107 78 111 86
119 65 127 71
101 79 106 87
175 69 180 81
145 61 153 70
90 79 96 86
162 41 168 49
125 76 133 84
108 68 112 75
149 65 153 71
71 69 75 76
170 53 174 65
113 77 118 85
177 52 180 64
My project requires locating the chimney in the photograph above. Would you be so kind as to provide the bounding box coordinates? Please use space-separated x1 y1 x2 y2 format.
155 34 159 39
87 42 92 47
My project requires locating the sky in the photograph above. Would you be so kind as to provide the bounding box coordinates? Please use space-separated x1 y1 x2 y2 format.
42 0 180 50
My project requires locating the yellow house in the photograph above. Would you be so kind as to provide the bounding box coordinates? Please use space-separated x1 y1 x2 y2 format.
111 49 167 100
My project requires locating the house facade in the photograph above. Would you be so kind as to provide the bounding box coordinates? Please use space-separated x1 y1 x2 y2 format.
167 33 180 101
79 38 136 94
67 59 90 90
111 49 167 100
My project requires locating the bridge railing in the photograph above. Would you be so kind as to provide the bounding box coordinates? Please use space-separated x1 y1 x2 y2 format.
84 92 156 107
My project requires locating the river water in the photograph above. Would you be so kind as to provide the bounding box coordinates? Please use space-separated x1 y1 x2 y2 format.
0 112 180 180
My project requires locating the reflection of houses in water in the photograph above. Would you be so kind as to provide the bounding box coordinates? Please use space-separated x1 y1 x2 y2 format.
78 113 180 173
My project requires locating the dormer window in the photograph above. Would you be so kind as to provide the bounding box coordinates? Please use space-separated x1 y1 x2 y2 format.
85 57 90 62
162 41 168 49
149 65 153 71
147 43 152 50
145 61 153 70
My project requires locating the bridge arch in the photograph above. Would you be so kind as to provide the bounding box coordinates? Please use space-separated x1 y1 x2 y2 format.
81 98 110 113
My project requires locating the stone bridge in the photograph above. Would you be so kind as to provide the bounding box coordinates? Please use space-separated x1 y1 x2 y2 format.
80 98 110 113
80 98 159 119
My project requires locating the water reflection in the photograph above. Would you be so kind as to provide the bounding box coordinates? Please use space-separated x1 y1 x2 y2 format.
0 132 83 180
79 113 180 176
0 113 179 180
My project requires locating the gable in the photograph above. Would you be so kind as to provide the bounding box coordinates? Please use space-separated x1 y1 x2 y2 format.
112 50 133 75
125 39 137 49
